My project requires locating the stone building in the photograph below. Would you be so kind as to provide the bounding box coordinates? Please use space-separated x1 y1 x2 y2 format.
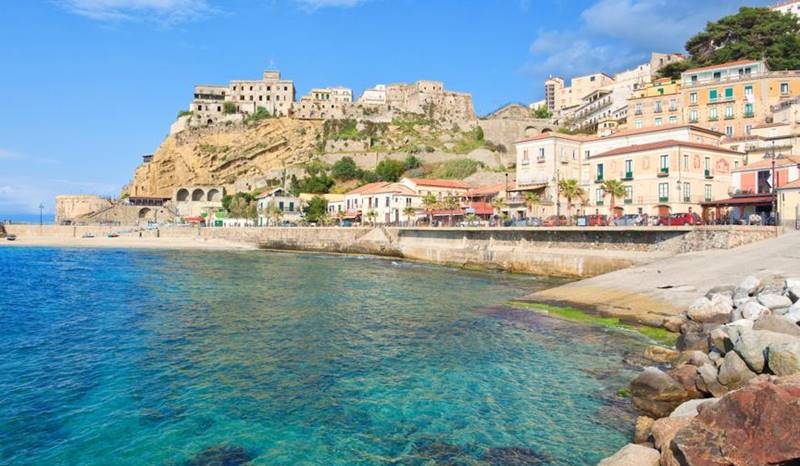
174 186 224 217
189 70 295 126
358 84 387 105
55 195 113 224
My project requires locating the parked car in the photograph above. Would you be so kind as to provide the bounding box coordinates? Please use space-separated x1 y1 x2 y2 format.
612 214 648 226
577 214 610 226
6 234 16 241
543 215 568 226
656 213 704 226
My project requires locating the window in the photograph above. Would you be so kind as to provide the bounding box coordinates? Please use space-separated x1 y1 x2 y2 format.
669 116 677 124
724 87 734 100
659 183 669 202
624 186 633 204
689 110 698 123
705 184 713 202
385 197 390 207
538 147 545 162
690 92 698 104
683 182 691 202
704 157 712 177
655 101 663 113
660 154 669 174
289 202 295 212
584 150 591 160
596 163 604 181
744 85 753 98
522 149 529 163
713 71 722 80
781 82 790 95
745 124 753 135
655 117 663 126
725 105 734 119
635 119 643 129
744 103 754 118
709 107 718 121
683 154 689 170
709 89 718 102
669 98 677 111
726 126 734 137
279 201 284 211
595 188 604 205
635 103 642 115
624 159 633 179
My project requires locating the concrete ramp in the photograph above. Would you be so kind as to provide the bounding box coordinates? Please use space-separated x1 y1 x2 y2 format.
527 230 800 325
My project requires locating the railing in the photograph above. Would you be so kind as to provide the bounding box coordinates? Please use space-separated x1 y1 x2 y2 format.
659 196 669 203
621 171 633 180
705 169 714 179
681 70 800 89
658 168 669 177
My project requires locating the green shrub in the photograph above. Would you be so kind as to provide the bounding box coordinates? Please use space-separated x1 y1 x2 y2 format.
331 157 361 181
375 159 406 182
429 159 481 179
177 110 193 118
223 102 236 114
245 106 272 124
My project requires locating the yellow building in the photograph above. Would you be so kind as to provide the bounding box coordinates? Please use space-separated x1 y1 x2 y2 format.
628 78 683 130
680 60 800 139
778 179 800 228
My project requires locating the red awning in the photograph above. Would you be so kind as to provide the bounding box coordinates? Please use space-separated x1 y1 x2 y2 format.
701 194 774 208
184 216 206 223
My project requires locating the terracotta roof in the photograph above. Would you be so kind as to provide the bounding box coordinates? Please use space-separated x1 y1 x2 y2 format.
601 124 724 139
594 140 742 158
514 132 593 144
722 135 765 143
466 183 506 197
369 183 418 196
733 155 800 172
753 122 790 129
405 178 468 189
779 179 800 190
684 60 762 73
701 194 775 207
347 182 390 195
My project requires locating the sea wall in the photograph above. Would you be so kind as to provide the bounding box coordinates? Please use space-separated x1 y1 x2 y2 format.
3 224 776 278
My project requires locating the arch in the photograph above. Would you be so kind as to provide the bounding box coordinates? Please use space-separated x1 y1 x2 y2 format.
524 126 539 138
207 188 221 202
191 189 204 201
540 127 553 134
207 119 214 125
138 207 152 219
176 188 189 202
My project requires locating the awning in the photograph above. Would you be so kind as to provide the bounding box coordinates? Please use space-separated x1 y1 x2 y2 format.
184 216 206 223
701 194 774 208
507 183 547 193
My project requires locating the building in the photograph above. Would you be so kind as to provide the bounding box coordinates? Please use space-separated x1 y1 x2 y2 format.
731 155 800 195
399 178 469 199
545 73 615 114
257 187 303 225
772 0 800 16
294 87 353 120
778 179 800 228
514 125 746 218
680 60 800 138
628 78 683 130
55 195 113 225
358 84 387 105
309 87 353 103
341 181 421 224
174 186 224 218
190 70 296 126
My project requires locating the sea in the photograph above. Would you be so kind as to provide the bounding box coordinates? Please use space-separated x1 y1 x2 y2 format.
0 247 648 465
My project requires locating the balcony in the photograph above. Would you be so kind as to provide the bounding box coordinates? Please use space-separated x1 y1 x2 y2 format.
683 196 691 202
708 116 719 122
659 196 669 203
621 172 634 181
744 112 755 118
657 168 669 177
596 201 604 206
705 169 714 179
624 198 633 205
594 176 605 183
724 114 735 120
689 117 699 123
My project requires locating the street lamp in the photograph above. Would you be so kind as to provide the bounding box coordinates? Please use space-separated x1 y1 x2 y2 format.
763 141 785 230
39 203 44 226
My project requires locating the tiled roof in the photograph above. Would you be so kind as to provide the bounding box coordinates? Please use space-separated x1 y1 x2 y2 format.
347 182 390 195
466 183 506 196
733 155 800 172
514 132 593 144
684 60 762 73
779 179 800 190
602 124 723 139
405 178 468 189
594 139 742 158
753 122 790 129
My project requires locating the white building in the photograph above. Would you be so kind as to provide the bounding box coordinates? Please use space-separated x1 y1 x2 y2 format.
772 0 800 16
256 187 303 225
358 84 387 105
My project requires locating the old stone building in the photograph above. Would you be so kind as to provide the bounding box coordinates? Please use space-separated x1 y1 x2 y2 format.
55 195 113 224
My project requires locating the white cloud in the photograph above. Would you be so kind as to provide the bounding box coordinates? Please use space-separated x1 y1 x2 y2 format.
58 0 215 23
292 0 370 10
0 176 118 215
526 0 775 90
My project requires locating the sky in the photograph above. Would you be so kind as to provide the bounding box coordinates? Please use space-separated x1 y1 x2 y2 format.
0 0 773 215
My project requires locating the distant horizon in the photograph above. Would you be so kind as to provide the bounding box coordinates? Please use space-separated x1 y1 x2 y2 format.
0 1 772 214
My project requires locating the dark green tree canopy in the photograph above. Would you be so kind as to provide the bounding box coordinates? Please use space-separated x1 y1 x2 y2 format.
660 7 800 78
303 195 328 223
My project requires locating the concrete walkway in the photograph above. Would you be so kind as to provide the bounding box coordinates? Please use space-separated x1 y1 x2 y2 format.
526 230 800 325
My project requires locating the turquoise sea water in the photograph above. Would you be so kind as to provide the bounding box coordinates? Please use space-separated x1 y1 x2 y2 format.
0 247 646 465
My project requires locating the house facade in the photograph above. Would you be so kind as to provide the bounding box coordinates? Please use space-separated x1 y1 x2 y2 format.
256 188 303 225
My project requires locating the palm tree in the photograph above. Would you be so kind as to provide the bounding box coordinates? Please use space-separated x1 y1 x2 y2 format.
366 209 377 226
558 179 586 224
443 195 460 226
601 180 627 217
490 197 508 225
524 192 542 219
403 206 416 226
422 193 438 226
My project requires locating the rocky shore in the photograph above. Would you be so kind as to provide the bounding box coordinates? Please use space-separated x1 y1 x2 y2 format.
601 274 800 465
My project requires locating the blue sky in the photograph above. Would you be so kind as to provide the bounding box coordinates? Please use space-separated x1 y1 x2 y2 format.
0 0 771 215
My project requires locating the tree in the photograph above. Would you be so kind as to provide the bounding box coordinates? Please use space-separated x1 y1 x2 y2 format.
331 157 361 181
403 155 421 170
264 201 283 226
657 60 694 80
490 197 507 224
403 206 416 226
443 195 460 226
304 195 328 224
601 180 627 217
292 162 335 194
558 179 586 224
223 102 236 114
532 106 552 119
375 159 406 182
524 192 542 218
422 193 438 225
366 209 377 226
684 7 800 71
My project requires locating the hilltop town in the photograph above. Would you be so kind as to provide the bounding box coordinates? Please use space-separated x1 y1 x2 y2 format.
53 3 800 232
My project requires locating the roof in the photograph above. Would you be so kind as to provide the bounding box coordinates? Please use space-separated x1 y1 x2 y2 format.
684 60 762 73
515 124 724 145
594 140 742 158
346 182 419 196
734 155 800 171
752 122 790 130
514 132 593 144
347 182 390 195
405 178 468 189
701 194 775 207
466 183 507 197
779 179 800 190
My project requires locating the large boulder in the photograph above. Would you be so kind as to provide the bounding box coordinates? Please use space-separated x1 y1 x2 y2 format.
630 367 693 418
667 365 704 400
644 345 679 364
787 286 800 303
737 275 761 296
598 443 660 466
671 375 800 466
696 363 728 397
670 398 719 418
740 300 770 320
686 297 731 324
767 341 800 376
717 351 756 389
705 285 735 300
753 314 800 337
758 293 793 310
651 416 693 466
674 350 711 368
733 329 799 373
662 315 686 333
634 416 655 444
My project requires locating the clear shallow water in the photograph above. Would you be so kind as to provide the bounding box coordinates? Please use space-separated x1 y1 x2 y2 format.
0 248 646 465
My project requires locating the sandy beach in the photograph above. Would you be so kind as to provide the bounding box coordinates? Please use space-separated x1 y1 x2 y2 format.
0 235 257 251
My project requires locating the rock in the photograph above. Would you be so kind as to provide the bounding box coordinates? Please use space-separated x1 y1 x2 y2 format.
718 351 756 389
783 307 800 323
758 293 793 310
651 416 693 451
482 446 550 465
630 367 692 419
598 443 660 466
786 277 800 290
662 315 685 333
634 416 655 444
686 297 731 324
767 341 800 376
671 375 800 466
696 363 728 397
787 287 800 303
732 294 752 310
708 327 732 354
667 365 703 400
643 345 679 364
676 330 709 353
728 318 754 330
705 285 735 299
669 398 718 418
737 275 761 295
740 300 770 320
733 329 800 373
707 349 722 366
674 350 711 368
753 314 800 337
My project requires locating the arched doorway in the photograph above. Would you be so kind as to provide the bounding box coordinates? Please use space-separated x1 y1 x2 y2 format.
138 207 151 219
207 189 221 202
176 188 189 202
191 189 204 201
524 126 539 138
